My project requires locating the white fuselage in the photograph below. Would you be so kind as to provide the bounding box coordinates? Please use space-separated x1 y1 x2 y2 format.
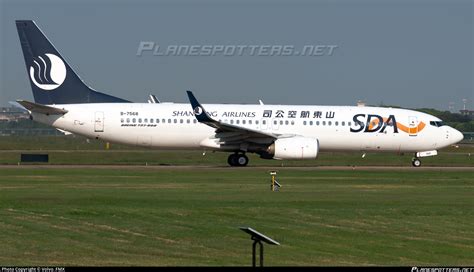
32 103 463 154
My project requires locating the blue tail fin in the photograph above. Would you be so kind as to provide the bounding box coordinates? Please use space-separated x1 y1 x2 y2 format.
16 20 129 104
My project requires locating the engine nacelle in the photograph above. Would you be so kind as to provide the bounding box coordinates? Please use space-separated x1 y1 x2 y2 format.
267 137 319 160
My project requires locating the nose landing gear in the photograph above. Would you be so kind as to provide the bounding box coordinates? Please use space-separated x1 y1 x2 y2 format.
411 157 421 167
228 153 249 167
411 150 438 167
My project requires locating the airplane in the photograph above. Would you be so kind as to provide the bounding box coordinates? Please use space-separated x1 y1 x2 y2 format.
14 20 464 167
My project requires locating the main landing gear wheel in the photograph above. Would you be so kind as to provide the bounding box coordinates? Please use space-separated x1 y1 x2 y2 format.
227 153 249 167
412 158 421 167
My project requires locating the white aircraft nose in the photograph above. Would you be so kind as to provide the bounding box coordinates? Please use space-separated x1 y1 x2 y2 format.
452 128 464 144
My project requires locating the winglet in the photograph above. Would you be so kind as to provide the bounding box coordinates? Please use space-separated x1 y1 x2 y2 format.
186 91 214 123
148 94 160 103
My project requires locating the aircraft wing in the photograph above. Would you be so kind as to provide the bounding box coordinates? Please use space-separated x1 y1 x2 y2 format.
186 91 279 144
16 100 68 115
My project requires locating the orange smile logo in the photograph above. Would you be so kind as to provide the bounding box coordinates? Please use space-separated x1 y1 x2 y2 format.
368 118 426 134
351 114 426 134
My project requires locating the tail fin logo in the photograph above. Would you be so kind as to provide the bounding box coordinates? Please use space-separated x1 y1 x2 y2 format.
29 53 66 91
194 106 203 116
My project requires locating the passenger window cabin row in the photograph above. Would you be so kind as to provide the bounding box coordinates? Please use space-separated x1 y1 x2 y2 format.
120 118 358 127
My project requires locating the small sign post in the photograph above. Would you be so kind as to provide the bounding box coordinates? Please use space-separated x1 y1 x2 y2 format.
239 227 280 267
269 171 281 191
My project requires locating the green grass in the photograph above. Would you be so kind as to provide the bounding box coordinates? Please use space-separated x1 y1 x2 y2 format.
0 167 473 266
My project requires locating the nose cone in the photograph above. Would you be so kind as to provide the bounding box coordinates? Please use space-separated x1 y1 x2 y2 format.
452 128 464 144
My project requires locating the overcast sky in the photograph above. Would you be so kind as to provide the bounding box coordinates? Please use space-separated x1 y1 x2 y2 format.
1 0 472 111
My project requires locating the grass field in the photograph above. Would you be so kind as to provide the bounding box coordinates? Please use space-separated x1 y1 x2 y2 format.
0 167 473 266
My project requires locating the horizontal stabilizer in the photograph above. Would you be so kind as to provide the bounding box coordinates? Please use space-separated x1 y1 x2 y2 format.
57 128 73 135
8 101 28 112
16 100 68 115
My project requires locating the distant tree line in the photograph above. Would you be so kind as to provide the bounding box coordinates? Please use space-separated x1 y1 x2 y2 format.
0 119 53 129
415 108 474 132
373 104 473 132
0 119 60 136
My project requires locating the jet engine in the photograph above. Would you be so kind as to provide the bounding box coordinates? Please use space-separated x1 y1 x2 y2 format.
266 137 319 160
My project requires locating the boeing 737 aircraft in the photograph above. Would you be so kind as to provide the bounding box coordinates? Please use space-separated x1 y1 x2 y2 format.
14 20 464 167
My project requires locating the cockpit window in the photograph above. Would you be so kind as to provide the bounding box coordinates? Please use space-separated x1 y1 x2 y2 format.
430 121 444 127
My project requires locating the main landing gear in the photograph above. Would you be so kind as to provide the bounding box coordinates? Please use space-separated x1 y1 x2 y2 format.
228 153 249 167
411 157 421 167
